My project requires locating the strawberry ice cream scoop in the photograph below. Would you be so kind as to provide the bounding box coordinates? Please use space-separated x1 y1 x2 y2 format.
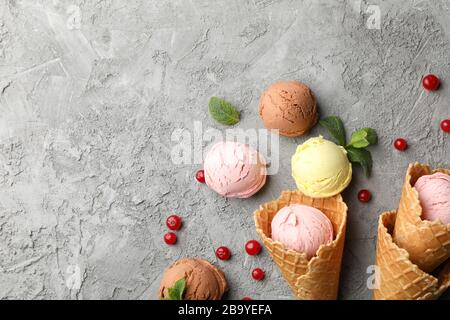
204 141 267 198
414 172 450 225
271 204 334 259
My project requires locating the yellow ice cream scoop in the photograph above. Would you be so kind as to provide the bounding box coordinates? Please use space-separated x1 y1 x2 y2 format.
291 136 352 198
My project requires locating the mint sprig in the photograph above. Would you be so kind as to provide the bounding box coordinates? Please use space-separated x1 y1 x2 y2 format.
208 97 240 126
164 278 186 300
320 116 377 177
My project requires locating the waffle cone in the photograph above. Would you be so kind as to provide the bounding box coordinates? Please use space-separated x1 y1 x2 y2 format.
254 190 347 300
374 211 450 299
393 163 450 273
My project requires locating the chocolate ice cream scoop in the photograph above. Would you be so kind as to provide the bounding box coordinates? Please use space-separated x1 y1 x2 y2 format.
259 80 318 137
159 258 228 300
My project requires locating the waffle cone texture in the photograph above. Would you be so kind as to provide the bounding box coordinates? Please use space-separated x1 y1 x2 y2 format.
254 190 347 300
393 163 450 273
374 211 450 299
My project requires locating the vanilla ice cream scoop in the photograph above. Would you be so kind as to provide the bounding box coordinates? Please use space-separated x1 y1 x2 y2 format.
271 204 334 259
292 136 352 198
204 141 267 198
415 172 450 225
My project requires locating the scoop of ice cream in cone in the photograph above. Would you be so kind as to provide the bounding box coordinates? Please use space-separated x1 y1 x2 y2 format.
271 204 334 259
259 80 318 137
415 172 450 225
291 136 352 198
392 163 450 273
375 163 450 299
159 258 228 300
204 141 267 198
254 190 347 300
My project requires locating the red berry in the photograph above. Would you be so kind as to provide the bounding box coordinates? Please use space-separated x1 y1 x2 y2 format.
164 232 177 245
215 246 231 260
195 169 205 183
358 189 372 203
166 214 182 230
251 268 265 281
422 74 440 91
441 119 450 133
394 138 408 151
242 297 252 300
245 240 262 256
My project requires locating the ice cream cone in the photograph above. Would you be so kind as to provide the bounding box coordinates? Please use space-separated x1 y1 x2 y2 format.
393 163 450 273
374 211 450 300
254 190 347 299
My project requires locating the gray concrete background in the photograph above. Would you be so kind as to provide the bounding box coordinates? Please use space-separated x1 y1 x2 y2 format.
0 0 449 300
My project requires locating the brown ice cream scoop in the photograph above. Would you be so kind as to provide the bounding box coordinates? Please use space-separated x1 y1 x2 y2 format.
159 258 228 300
259 80 318 137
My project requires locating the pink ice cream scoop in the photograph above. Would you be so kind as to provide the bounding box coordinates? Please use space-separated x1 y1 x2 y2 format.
271 204 334 259
204 141 267 198
414 172 450 225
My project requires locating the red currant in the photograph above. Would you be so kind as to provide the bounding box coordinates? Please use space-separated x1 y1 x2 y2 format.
242 297 252 300
195 169 205 183
251 268 265 281
358 189 372 203
422 74 440 91
164 232 177 245
441 119 450 133
215 246 231 261
245 240 262 256
394 138 408 151
166 214 182 230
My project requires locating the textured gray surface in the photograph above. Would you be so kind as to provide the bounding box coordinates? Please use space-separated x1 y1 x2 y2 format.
0 0 449 300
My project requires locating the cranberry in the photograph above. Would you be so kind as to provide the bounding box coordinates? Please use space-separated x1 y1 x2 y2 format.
358 189 372 203
245 240 262 256
422 74 440 91
441 119 450 133
215 246 231 261
164 232 177 245
195 169 205 183
394 138 408 151
251 268 265 281
166 215 182 231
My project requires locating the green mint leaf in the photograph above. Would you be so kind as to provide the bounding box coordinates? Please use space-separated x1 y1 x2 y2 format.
208 97 240 126
363 128 378 145
348 130 369 148
319 116 346 146
165 278 186 300
346 147 373 177
348 128 378 148
167 287 178 300
173 278 186 300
